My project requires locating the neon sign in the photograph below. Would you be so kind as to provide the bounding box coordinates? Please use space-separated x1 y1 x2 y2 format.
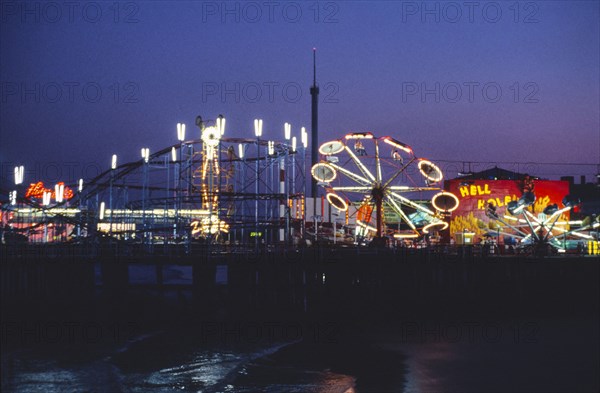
190 216 229 236
445 179 570 239
25 181 74 201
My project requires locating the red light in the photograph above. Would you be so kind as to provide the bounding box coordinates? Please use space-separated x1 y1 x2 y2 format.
25 181 74 201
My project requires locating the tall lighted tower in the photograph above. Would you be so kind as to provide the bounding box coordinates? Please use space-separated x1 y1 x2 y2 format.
310 48 319 201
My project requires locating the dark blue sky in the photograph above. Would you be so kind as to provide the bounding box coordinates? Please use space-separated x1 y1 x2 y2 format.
1 1 598 184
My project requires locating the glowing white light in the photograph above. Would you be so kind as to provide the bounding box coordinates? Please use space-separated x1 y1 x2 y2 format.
99 202 106 220
331 186 371 192
509 204 525 215
10 190 17 205
344 132 374 140
551 206 571 218
43 191 52 206
549 224 595 239
17 207 81 215
389 186 438 191
311 163 337 183
301 127 308 148
344 145 376 182
202 126 221 147
111 154 117 170
431 191 460 213
14 165 24 185
54 183 65 203
267 141 274 156
177 123 186 141
328 162 370 186
393 232 420 239
389 191 436 216
141 148 150 163
423 221 449 234
326 192 348 211
418 159 443 182
284 122 291 140
193 215 230 235
254 118 263 137
381 137 412 153
356 220 377 233
319 140 345 155
78 179 83 192
216 116 226 136
238 144 244 159
171 147 177 162
385 194 418 231
292 136 297 152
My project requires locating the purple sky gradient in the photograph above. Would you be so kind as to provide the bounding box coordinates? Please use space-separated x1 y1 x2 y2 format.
1 1 598 184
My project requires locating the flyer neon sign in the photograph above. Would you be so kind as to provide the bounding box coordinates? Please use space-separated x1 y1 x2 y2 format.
25 181 74 201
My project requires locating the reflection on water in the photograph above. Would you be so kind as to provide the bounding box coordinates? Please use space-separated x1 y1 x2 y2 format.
2 339 358 393
2 317 599 392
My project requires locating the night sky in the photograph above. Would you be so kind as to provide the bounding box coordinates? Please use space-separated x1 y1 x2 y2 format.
1 1 598 185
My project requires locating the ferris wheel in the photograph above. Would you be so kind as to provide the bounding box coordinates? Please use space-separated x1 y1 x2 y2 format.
311 132 449 240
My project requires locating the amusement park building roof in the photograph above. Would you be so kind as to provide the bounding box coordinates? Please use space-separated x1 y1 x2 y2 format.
454 166 532 181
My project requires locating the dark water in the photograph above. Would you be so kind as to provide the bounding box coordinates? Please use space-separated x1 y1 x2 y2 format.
3 316 598 392
2 258 599 392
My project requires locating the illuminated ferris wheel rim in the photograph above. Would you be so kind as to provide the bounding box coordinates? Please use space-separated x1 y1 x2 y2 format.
319 134 415 156
317 133 444 185
314 134 445 193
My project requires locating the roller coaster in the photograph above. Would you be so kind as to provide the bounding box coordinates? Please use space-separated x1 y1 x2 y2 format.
1 116 308 248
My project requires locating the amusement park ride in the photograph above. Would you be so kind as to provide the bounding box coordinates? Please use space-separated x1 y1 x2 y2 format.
2 116 598 253
485 192 599 254
2 116 310 248
311 132 451 245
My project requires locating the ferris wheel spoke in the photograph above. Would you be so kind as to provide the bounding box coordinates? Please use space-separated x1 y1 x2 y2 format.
383 157 417 189
328 162 371 186
492 217 530 237
331 186 372 192
550 224 595 239
521 213 540 241
524 210 543 226
388 190 436 216
522 226 542 243
541 214 564 242
388 186 439 192
344 146 376 183
375 141 382 183
385 195 417 231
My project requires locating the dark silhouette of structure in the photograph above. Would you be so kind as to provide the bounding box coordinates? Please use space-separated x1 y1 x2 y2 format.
310 48 319 209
